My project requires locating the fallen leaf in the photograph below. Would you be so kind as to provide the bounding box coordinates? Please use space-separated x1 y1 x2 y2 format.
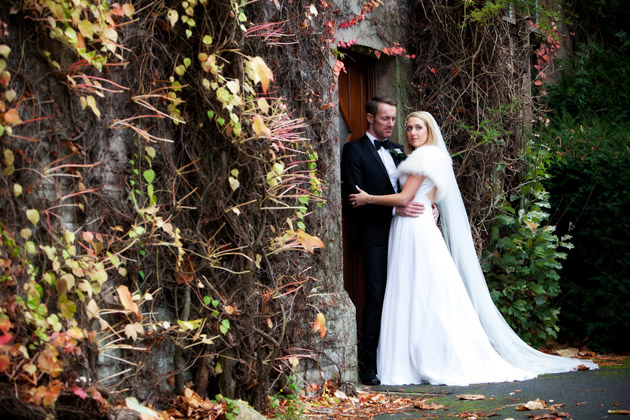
556 348 579 358
415 400 444 409
126 396 159 418
457 394 485 400
516 398 547 411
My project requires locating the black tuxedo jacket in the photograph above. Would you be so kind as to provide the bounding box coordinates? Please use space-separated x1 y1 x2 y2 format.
341 135 405 247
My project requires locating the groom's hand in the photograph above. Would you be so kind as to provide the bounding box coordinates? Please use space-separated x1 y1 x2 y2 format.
395 202 424 218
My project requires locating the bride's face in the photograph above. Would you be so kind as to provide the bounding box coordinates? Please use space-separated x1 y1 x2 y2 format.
405 117 428 149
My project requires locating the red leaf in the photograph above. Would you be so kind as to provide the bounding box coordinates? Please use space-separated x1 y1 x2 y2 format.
0 334 13 345
74 387 88 399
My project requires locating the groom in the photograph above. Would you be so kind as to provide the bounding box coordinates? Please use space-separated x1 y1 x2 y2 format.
341 96 426 385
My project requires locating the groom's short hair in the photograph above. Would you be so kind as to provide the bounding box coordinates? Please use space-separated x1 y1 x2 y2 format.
366 96 397 117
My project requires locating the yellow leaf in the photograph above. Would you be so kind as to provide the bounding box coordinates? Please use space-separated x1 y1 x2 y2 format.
122 3 135 17
86 299 99 319
78 280 93 297
228 176 240 191
252 114 271 138
226 79 240 95
167 9 178 27
5 89 15 102
117 285 142 320
3 149 14 165
85 95 101 119
78 19 94 40
257 97 270 114
13 183 22 197
296 230 324 253
525 220 538 233
26 209 40 226
59 273 76 292
313 312 326 338
247 56 274 93
0 45 10 58
177 319 202 331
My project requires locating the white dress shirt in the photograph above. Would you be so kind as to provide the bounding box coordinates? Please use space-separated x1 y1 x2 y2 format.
366 132 399 193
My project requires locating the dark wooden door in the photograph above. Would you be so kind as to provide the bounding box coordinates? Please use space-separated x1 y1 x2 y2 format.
339 55 374 332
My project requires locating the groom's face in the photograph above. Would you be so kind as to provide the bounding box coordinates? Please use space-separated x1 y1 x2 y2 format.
368 103 397 141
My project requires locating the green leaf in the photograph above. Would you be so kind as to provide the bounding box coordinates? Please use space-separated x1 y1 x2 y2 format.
145 146 156 159
25 241 36 254
202 35 213 45
143 169 155 184
203 296 211 306
219 319 230 334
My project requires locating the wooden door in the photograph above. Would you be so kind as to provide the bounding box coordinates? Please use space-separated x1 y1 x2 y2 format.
339 55 374 332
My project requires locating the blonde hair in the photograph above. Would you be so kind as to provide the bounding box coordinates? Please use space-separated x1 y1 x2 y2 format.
404 111 439 155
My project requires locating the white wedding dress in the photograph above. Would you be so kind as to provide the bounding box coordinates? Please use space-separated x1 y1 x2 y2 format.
375 115 597 386
377 175 537 385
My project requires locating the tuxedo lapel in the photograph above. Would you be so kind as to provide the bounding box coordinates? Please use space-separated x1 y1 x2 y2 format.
362 136 390 180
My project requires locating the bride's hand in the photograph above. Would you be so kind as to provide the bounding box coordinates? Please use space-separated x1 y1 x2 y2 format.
349 186 372 207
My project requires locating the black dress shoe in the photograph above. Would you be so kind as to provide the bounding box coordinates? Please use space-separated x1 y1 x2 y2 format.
361 368 381 386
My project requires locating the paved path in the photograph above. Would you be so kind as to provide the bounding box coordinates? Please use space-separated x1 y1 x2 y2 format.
364 358 629 419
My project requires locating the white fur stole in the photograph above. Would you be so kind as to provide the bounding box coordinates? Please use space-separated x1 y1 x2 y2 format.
396 145 452 202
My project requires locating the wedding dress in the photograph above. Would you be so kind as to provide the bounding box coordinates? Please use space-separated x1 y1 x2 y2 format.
376 116 597 386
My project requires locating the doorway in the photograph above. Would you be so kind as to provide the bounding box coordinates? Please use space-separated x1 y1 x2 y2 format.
339 53 375 333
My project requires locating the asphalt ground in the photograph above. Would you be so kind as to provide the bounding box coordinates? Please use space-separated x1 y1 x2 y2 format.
364 357 630 420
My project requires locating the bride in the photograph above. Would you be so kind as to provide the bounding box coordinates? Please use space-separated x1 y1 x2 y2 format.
349 111 597 386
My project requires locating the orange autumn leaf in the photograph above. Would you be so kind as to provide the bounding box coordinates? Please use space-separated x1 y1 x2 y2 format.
3 108 21 125
37 347 62 377
313 312 326 338
117 285 142 320
295 230 324 253
0 354 10 372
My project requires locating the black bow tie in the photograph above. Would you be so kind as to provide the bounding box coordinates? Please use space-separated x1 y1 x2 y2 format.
374 140 391 150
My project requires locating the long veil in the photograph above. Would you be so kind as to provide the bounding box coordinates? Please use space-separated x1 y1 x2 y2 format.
423 112 598 374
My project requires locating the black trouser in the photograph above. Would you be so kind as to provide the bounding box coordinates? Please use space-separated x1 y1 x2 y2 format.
358 244 388 373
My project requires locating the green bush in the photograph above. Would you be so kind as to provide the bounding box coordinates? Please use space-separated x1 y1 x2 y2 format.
543 117 630 352
545 34 630 122
482 141 568 347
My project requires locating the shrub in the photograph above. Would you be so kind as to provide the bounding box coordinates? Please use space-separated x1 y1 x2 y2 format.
482 141 568 347
543 116 630 352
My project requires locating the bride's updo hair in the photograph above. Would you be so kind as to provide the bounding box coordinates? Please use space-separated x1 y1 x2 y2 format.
404 111 440 155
